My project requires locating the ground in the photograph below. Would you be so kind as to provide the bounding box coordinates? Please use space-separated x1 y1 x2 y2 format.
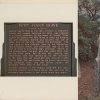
79 62 94 100
79 61 100 100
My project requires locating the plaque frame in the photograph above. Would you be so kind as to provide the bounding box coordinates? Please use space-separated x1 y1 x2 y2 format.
1 23 77 76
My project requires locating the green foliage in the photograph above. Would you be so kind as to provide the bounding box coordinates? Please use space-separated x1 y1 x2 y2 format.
78 0 100 62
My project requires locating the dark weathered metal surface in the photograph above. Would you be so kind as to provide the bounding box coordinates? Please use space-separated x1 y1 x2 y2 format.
1 23 76 76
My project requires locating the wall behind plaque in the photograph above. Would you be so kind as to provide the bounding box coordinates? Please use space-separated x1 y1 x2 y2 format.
0 0 78 100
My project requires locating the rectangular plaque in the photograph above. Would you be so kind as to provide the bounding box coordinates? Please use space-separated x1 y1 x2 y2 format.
1 23 76 76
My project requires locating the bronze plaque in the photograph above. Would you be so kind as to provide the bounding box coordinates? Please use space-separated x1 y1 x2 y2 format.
1 23 76 76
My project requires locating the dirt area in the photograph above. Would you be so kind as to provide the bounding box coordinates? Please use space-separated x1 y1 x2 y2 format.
78 62 94 100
